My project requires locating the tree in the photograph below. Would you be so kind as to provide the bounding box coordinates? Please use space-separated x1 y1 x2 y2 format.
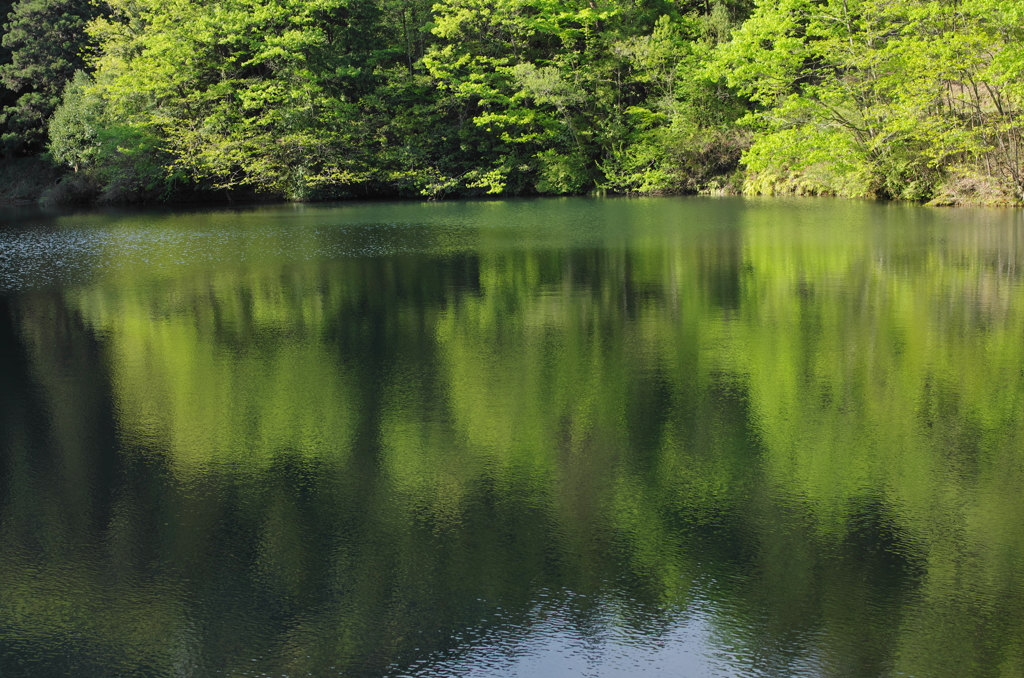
0 0 19 134
85 0 386 198
61 0 753 201
422 0 750 195
714 0 1024 203
0 0 100 156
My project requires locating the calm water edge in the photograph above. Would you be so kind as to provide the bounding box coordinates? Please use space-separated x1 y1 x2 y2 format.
0 197 1022 678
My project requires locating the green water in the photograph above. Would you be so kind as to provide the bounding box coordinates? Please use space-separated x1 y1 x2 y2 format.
0 197 1021 677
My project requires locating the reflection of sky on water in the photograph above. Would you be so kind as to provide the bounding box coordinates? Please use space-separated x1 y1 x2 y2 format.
419 594 834 678
450 620 713 677
432 602 718 678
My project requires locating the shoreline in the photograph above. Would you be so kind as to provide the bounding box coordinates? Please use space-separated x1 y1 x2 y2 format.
3 156 1019 210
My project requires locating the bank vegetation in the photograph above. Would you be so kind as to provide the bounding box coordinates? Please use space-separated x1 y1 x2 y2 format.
0 0 1021 205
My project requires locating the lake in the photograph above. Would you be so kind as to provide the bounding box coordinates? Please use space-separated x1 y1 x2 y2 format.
1 196 1022 677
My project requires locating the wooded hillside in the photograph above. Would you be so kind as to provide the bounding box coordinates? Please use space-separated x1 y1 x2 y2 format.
1 0 1021 204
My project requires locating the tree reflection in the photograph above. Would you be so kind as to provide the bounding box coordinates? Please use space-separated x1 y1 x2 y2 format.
1 199 1022 677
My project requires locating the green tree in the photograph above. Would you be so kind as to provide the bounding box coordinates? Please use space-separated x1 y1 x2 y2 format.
58 0 754 201
48 69 180 202
715 0 1024 203
48 70 101 172
422 0 750 195
0 0 20 130
86 0 386 198
0 0 100 156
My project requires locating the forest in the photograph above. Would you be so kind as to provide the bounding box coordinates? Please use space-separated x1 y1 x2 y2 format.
0 0 1022 204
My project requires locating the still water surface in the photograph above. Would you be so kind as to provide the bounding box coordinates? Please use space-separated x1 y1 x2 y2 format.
0 197 1022 677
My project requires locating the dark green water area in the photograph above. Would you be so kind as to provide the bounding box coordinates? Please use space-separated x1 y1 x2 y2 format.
0 197 1021 677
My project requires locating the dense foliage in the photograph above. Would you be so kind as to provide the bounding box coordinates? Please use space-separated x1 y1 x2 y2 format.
46 0 752 201
0 0 99 155
0 0 1021 202
716 0 1024 203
